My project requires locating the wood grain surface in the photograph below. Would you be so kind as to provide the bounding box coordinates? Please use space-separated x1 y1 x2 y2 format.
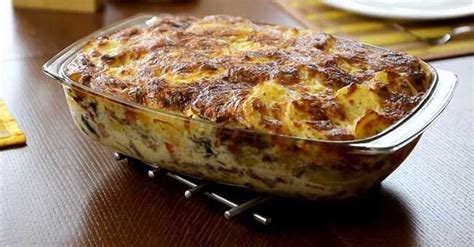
0 0 472 246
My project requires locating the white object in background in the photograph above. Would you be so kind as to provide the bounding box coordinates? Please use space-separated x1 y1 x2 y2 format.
322 0 474 20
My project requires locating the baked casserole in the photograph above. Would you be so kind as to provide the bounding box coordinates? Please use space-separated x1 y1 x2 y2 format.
44 15 456 199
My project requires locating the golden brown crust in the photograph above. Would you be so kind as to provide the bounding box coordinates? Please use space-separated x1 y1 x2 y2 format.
67 15 432 140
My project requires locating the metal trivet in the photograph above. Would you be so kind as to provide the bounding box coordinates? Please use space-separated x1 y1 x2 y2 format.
113 152 273 225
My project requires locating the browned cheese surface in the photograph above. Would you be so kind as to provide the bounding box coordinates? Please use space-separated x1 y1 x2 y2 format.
67 15 432 140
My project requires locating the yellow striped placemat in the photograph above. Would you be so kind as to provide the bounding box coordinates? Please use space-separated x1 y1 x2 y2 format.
0 99 26 148
276 0 474 60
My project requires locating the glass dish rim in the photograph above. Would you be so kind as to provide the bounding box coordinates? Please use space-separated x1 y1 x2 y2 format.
43 14 442 148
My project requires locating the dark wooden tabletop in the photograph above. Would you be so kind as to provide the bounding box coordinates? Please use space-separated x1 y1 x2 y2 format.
1 0 472 246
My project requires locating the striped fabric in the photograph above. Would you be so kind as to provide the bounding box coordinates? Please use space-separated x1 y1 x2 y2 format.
0 99 26 148
276 0 474 60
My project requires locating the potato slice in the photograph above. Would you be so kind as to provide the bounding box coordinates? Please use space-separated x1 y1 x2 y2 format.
355 110 391 139
336 84 382 119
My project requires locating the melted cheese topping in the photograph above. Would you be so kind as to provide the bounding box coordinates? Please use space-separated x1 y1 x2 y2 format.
67 15 432 140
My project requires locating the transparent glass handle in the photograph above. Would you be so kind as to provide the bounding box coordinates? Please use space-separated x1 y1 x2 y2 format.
43 14 156 85
42 44 76 84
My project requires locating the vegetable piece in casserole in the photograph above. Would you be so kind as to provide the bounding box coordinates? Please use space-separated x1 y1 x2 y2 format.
66 15 432 141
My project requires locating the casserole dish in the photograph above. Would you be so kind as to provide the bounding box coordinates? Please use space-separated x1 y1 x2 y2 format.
43 14 457 199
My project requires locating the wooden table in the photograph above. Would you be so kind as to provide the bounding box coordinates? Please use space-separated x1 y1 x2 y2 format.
1 0 472 246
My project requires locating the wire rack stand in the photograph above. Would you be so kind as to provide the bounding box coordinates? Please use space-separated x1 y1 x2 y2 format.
113 152 274 225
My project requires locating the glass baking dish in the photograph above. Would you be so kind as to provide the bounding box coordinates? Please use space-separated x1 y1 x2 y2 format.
43 14 457 199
